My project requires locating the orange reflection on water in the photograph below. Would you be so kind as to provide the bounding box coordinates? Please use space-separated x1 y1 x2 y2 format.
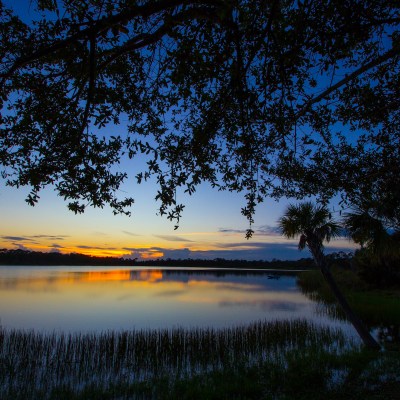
0 269 166 292
138 270 163 282
68 269 163 283
79 270 132 282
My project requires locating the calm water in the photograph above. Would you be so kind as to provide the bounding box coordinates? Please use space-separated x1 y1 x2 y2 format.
0 265 355 335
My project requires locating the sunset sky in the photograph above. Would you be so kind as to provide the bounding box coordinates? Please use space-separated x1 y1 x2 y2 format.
0 173 356 260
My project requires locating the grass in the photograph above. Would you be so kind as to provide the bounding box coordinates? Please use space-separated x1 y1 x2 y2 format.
1 319 399 399
0 319 367 399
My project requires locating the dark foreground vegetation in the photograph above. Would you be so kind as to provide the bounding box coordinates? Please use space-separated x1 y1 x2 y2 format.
298 269 400 350
0 248 315 269
1 319 400 400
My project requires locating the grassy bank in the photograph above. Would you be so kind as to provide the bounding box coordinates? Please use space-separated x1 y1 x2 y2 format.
1 320 400 399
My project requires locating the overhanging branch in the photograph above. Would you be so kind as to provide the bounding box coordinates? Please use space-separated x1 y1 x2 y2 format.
295 45 400 120
0 0 224 82
98 6 224 71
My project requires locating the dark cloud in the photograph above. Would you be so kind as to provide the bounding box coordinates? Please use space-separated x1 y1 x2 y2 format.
153 235 194 242
160 248 192 259
219 225 283 236
49 244 64 249
2 236 32 241
2 235 68 242
218 228 246 234
190 245 307 261
76 245 117 250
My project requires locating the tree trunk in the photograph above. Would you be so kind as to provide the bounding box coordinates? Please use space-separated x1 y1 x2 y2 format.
308 241 380 350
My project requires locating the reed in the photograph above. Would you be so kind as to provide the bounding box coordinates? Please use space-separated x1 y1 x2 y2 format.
0 319 353 399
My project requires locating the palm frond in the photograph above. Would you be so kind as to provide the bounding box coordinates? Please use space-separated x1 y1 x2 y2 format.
278 201 339 251
316 222 342 243
343 210 395 255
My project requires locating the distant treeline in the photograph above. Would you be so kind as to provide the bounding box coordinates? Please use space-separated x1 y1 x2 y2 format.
0 248 324 269
133 256 317 269
0 248 133 266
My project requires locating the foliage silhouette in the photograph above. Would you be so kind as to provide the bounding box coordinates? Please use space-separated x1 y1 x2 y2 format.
343 207 400 285
278 202 380 349
0 1 399 231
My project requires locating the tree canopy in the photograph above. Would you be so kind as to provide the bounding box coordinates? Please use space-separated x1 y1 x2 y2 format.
1 0 399 233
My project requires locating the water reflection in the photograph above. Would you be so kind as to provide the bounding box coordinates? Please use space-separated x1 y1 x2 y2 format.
0 266 355 335
297 276 400 347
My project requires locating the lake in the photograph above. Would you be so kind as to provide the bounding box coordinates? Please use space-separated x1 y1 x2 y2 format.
0 265 356 336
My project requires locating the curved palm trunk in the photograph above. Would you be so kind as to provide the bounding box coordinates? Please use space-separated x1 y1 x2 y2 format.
308 240 380 350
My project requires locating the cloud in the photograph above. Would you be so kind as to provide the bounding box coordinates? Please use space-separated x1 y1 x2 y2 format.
158 248 192 259
49 244 64 249
122 230 141 237
76 245 118 250
153 235 194 242
122 247 164 260
255 225 282 236
189 244 306 261
122 246 192 260
31 235 69 240
1 236 32 241
219 225 283 237
218 228 246 234
2 234 69 242
12 243 31 251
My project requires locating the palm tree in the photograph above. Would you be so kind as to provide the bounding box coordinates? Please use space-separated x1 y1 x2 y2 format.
343 208 400 288
278 202 380 349
343 209 400 258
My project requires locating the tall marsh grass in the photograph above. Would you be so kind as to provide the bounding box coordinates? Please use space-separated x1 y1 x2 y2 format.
0 320 355 399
